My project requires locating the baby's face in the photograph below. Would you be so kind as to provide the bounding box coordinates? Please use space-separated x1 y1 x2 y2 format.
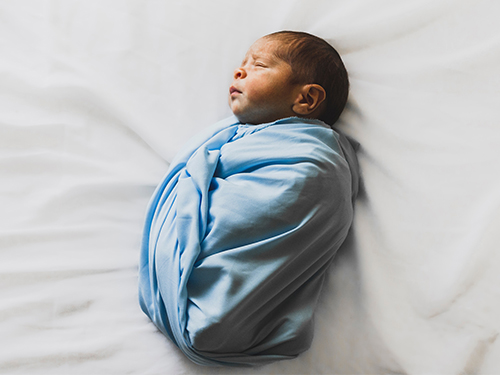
229 37 301 125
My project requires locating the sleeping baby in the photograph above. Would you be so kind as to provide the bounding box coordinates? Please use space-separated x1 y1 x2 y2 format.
138 30 359 366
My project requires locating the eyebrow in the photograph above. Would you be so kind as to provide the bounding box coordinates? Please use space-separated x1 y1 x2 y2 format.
251 53 276 64
241 50 277 66
241 54 262 65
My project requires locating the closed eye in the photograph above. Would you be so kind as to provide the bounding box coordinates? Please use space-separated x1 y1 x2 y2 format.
255 62 267 68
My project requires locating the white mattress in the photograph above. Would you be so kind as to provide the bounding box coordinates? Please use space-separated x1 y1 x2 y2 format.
1 0 499 374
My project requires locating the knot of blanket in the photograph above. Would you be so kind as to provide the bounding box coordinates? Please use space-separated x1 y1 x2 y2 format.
138 116 359 366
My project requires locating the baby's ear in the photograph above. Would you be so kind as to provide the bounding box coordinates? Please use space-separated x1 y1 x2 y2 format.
292 84 326 116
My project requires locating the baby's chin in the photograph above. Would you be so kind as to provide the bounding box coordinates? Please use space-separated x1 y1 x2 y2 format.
230 101 281 125
232 110 257 125
233 111 289 126
234 113 256 125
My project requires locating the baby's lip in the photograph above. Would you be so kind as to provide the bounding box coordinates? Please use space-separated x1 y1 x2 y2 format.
229 86 242 95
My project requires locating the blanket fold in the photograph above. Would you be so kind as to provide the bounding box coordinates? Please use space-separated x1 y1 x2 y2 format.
138 116 359 366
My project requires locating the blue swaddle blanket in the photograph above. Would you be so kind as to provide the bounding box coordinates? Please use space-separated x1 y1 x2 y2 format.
138 116 359 366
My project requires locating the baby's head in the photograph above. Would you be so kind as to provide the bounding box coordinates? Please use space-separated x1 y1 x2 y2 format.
229 31 349 126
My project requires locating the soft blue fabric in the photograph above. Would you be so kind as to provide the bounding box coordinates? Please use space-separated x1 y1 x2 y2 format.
138 116 359 366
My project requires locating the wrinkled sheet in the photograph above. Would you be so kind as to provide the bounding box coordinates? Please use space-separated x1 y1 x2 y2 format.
139 116 358 366
1 0 500 374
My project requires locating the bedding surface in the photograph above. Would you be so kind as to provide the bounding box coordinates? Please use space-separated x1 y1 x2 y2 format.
1 0 500 374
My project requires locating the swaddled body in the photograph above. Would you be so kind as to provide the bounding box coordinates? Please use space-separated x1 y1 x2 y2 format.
138 31 358 366
139 116 358 366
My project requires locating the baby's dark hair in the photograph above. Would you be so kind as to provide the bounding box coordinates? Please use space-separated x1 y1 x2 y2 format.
264 31 349 126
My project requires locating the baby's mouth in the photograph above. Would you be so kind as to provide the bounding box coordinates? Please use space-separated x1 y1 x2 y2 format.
229 86 242 96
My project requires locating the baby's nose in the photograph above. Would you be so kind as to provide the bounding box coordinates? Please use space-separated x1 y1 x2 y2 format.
234 67 246 79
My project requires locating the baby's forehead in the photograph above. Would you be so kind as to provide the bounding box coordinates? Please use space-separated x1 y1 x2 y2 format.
243 37 284 62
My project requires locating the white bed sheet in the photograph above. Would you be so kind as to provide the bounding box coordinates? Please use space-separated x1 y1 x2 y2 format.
1 0 499 374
